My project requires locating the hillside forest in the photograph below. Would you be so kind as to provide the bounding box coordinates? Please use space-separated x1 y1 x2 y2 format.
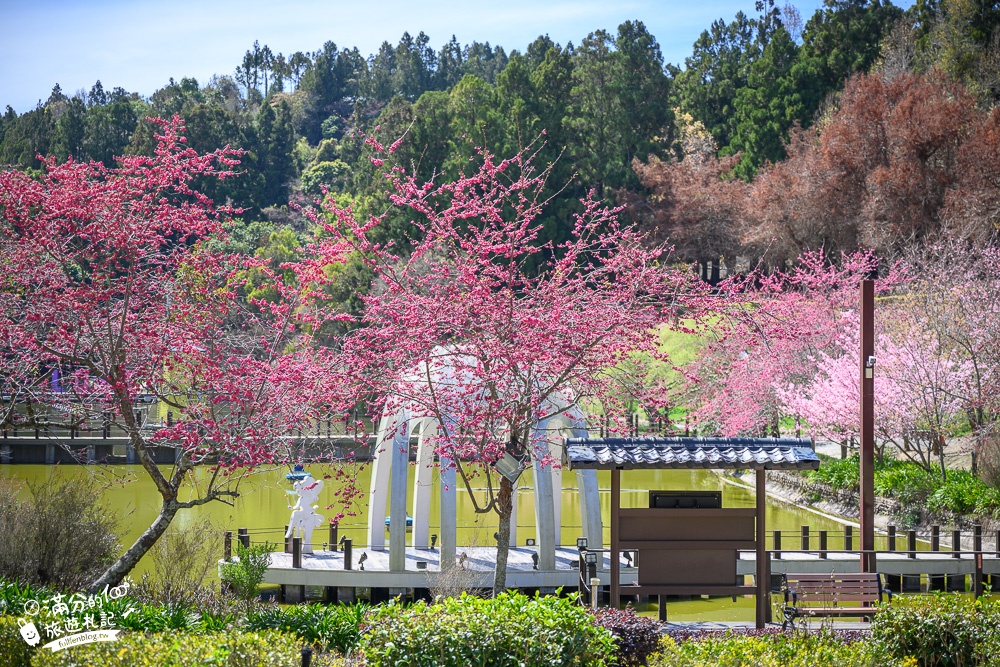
2 0 1000 445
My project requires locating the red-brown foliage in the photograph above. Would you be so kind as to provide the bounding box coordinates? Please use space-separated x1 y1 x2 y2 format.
748 70 982 261
629 71 998 266
622 121 748 268
943 106 1000 240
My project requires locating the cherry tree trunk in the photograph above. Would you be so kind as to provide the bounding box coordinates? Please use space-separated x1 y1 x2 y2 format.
492 476 515 596
87 498 180 594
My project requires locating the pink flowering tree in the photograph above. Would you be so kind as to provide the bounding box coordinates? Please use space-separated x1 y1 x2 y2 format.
296 139 710 592
779 310 970 475
714 245 982 478
0 118 332 591
687 251 895 437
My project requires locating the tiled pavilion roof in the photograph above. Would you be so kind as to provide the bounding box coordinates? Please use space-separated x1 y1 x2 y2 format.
563 436 820 471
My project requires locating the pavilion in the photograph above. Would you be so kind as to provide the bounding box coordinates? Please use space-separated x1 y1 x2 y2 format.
564 436 820 628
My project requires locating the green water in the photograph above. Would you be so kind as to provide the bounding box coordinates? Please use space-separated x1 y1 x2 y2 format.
1 463 859 621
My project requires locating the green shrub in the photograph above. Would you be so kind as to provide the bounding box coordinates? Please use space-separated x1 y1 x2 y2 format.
219 542 273 606
28 629 311 667
974 486 1000 518
0 579 54 618
360 591 616 667
648 629 907 667
875 462 936 506
0 475 120 590
806 456 1000 518
871 593 1000 667
0 615 33 667
591 606 662 667
245 602 368 654
926 471 989 515
808 455 861 490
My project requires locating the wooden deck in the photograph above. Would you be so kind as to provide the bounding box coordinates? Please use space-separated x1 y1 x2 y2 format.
260 548 999 590
263 546 638 590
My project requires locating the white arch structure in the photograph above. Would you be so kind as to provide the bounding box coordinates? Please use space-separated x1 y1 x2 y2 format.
365 356 603 572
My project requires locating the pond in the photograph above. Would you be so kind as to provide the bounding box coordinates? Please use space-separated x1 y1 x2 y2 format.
1 463 861 621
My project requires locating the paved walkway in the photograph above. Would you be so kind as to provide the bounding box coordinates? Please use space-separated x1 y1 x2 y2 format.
662 620 871 631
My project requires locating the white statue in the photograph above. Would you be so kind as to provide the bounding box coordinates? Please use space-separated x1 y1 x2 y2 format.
286 475 325 554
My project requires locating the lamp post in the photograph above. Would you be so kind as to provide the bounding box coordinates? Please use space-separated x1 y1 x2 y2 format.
585 551 599 606
860 280 876 574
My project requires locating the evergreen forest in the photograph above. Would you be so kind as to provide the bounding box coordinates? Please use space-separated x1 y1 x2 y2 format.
2 0 998 302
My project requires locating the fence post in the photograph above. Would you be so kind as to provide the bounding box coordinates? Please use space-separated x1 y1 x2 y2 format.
800 525 810 551
973 525 984 598
884 525 902 592
929 526 944 591
285 525 292 553
947 529 965 592
974 553 984 598
844 525 853 551
343 538 353 570
819 530 828 559
238 528 249 549
773 530 782 560
292 537 302 569
902 529 921 592
221 531 234 594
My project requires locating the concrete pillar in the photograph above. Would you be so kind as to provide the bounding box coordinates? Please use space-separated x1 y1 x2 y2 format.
389 414 410 572
440 454 457 569
412 419 435 549
549 438 562 546
510 481 518 546
367 409 404 549
532 450 556 570
576 470 603 550
0 444 10 463
125 442 136 464
45 444 55 464
565 415 601 549
86 444 96 463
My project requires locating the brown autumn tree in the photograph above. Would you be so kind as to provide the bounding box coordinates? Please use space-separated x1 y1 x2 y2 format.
942 106 1000 240
741 124 853 265
746 70 982 259
627 71 995 267
622 112 747 276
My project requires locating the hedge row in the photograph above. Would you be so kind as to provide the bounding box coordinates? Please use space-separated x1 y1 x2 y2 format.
807 455 1000 518
5 582 1000 666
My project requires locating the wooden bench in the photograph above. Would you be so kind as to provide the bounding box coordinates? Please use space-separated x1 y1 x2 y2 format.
781 573 892 629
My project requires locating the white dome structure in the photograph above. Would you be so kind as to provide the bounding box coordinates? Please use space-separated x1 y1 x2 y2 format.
365 349 603 572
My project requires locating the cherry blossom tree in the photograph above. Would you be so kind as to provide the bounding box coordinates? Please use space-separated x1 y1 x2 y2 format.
687 250 895 437
0 118 330 591
296 138 710 593
900 242 1000 471
718 243 994 478
779 309 970 474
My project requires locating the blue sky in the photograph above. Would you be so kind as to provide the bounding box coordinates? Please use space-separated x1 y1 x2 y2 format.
1 0 901 114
